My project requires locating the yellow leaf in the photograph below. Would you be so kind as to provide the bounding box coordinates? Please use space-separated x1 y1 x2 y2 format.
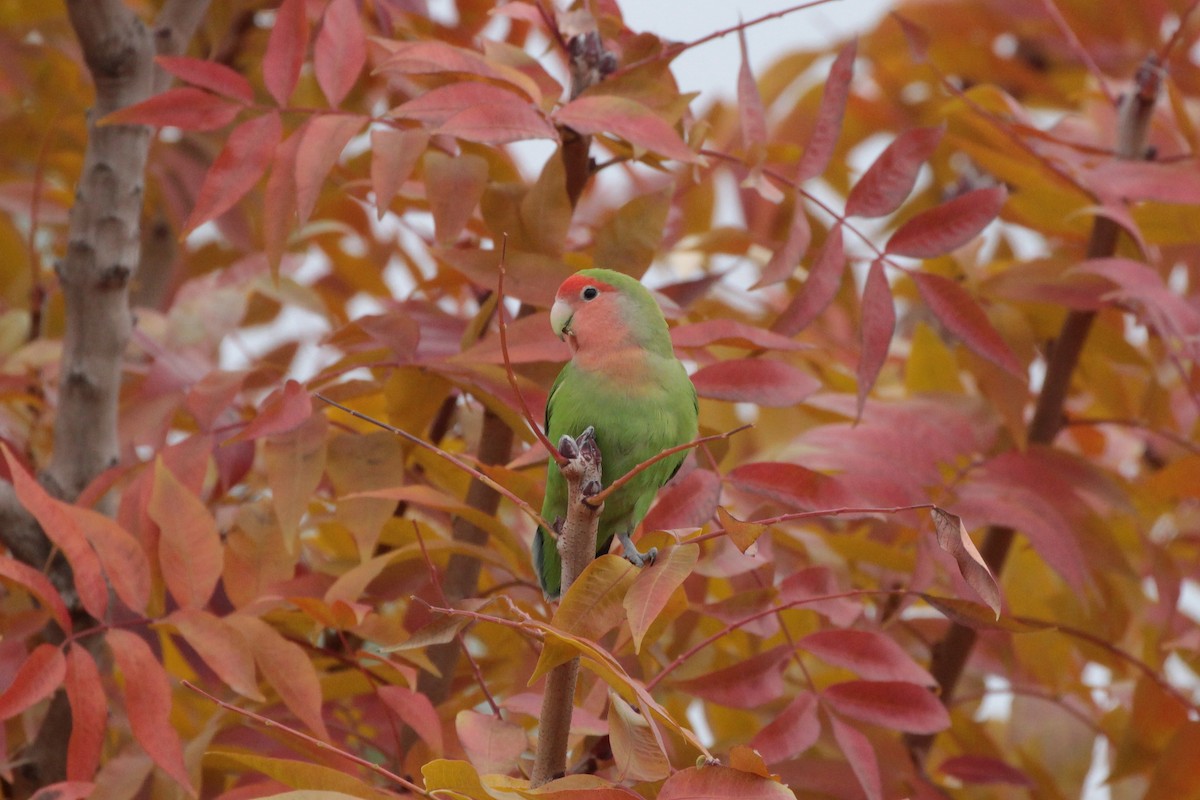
205 750 392 800
609 691 670 782
421 759 492 800
264 413 327 552
553 556 636 642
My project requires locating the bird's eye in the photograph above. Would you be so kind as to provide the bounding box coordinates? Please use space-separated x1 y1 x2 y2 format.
581 286 599 301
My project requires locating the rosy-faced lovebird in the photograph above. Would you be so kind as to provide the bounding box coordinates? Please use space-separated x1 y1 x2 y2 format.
533 268 698 598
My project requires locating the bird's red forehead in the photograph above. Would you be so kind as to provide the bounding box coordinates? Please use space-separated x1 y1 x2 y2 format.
557 273 616 299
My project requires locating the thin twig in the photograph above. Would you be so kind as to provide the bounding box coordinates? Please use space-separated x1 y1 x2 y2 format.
586 424 753 507
685 503 937 545
497 235 567 467
1038 0 1115 104
1159 0 1200 61
181 679 428 796
315 393 552 531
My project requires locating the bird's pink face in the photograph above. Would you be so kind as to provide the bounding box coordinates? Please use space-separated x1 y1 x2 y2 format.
550 274 617 355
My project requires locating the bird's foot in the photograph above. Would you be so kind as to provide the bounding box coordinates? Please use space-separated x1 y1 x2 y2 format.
557 434 579 461
618 529 657 569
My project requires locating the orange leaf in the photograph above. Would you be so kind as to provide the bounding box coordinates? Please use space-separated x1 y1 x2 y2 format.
314 0 366 106
168 609 264 701
156 55 254 103
370 128 428 219
0 643 64 720
107 629 194 794
378 686 443 755
658 765 795 800
609 692 670 782
183 112 281 234
885 186 1006 258
64 644 106 781
69 505 151 614
102 87 242 130
2 446 108 618
624 544 697 652
671 319 810 352
716 506 768 554
147 457 223 610
0 554 71 634
226 615 331 741
263 0 310 106
555 95 697 163
294 113 367 226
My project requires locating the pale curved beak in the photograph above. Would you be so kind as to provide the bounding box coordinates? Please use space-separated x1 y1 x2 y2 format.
550 298 573 341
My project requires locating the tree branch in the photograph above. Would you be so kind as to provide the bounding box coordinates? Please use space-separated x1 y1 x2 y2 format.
531 430 604 786
909 54 1160 764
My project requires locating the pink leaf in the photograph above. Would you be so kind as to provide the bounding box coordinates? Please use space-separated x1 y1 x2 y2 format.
69 505 151 614
931 508 1000 616
624 544 698 652
183 112 281 234
378 685 443 755
796 40 856 182
107 629 194 793
456 709 526 774
169 609 264 701
671 319 809 351
1087 159 1200 205
939 755 1034 786
0 554 71 634
737 27 767 149
885 186 1006 258
0 644 65 720
856 260 894 418
912 271 1024 375
2 446 107 618
846 126 943 217
800 630 935 685
754 200 811 288
156 56 253 103
773 224 846 335
691 358 820 407
370 128 428 219
101 87 241 131
263 0 310 106
314 0 366 106
727 461 843 510
780 567 862 626
235 379 313 441
147 458 223 611
293 113 366 226
65 645 106 781
658 765 794 800
392 83 554 144
829 714 882 800
750 692 820 763
555 95 697 163
824 680 950 734
642 469 721 532
674 646 792 708
30 784 94 800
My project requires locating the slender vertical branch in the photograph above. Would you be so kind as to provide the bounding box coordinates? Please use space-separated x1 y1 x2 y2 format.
531 431 604 787
910 55 1160 764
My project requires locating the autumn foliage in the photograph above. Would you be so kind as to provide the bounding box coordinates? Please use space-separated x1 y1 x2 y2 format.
2 0 1200 799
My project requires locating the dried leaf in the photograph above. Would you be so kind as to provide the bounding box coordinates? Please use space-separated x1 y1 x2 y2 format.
931 507 1001 617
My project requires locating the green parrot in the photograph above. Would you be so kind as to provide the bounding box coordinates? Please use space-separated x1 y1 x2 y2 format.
533 268 698 598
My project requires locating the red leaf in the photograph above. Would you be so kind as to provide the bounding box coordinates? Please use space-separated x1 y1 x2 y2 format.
912 271 1024 375
0 554 71 634
183 112 281 234
65 645 106 781
737 28 767 149
885 186 1006 258
780 567 862 626
235 379 313 442
392 83 554 144
0 643 64 720
2 446 108 618
264 125 304 270
754 200 811 288
264 0 310 106
796 40 856 182
674 646 792 708
727 461 843 510
829 714 882 800
314 0 366 106
642 468 721 532
156 56 253 103
856 260 894 418
846 126 943 217
147 457 222 610
938 755 1034 786
169 609 264 701
659 765 794 800
750 692 820 763
378 685 443 755
671 319 809 351
824 680 950 734
69 505 151 613
800 630 934 685
931 508 1000 616
773 224 846 335
555 95 697 163
107 629 193 793
226 615 331 740
370 127 428 219
102 87 241 131
293 113 366 226
691 358 820 407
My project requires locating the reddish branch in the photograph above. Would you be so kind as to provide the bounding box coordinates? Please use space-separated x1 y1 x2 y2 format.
909 55 1161 763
